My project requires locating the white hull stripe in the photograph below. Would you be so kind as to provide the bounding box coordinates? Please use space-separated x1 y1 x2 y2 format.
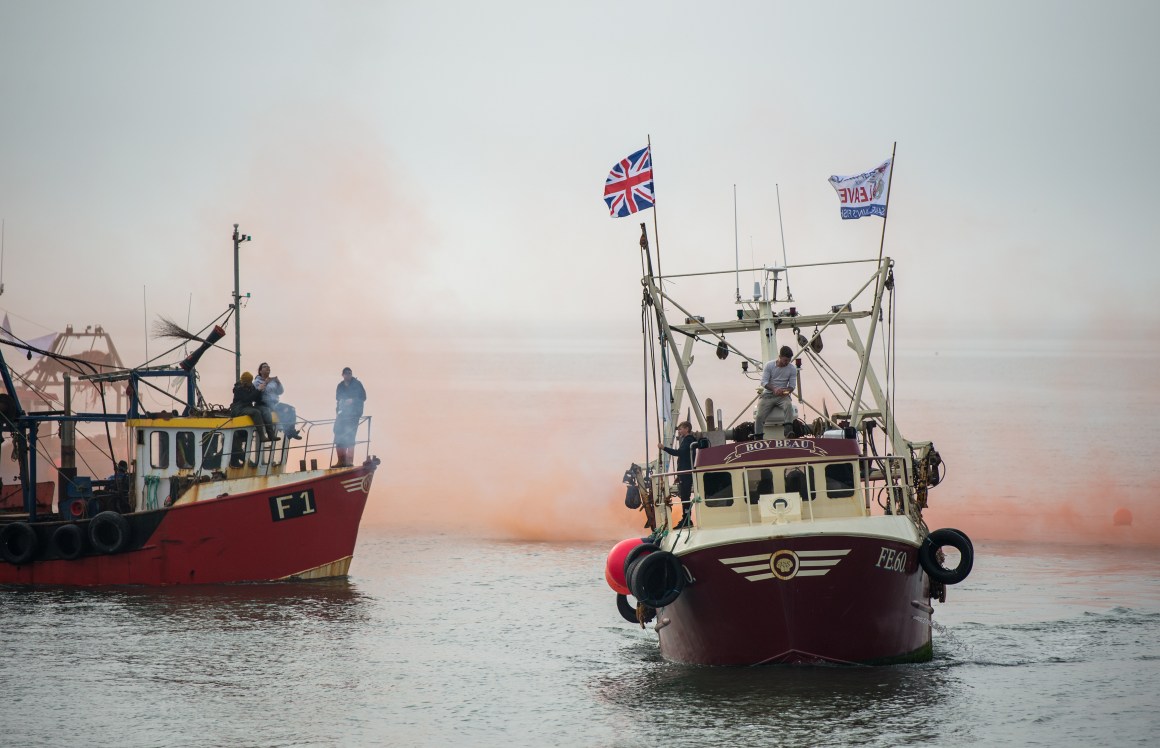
340 477 364 493
720 554 771 565
720 549 852 581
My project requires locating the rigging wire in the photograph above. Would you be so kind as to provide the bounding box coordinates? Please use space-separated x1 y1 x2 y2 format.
640 297 651 482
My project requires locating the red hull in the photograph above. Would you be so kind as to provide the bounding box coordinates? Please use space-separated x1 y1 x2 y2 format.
657 535 932 666
0 465 375 586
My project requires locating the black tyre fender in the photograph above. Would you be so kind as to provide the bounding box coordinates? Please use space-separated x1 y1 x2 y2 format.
0 521 38 565
919 528 974 585
940 527 974 555
622 542 660 580
616 593 656 624
51 523 86 560
88 511 132 554
628 550 686 608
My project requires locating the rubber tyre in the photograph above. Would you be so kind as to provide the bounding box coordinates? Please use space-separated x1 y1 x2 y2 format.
919 528 974 585
940 527 974 554
628 550 686 608
51 523 86 560
0 522 38 564
622 542 660 579
88 511 131 554
616 593 656 624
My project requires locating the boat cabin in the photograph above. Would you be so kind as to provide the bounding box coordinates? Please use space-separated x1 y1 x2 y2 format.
656 432 914 531
127 414 294 510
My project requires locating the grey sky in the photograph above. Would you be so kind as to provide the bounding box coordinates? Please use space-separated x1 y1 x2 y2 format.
2 0 1157 353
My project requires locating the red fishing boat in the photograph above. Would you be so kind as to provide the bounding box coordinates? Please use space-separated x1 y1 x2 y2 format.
0 227 378 586
605 225 972 665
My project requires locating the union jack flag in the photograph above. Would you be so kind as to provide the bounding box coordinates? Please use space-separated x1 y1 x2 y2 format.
603 146 654 218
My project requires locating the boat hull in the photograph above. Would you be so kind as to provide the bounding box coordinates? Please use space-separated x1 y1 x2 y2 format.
0 465 375 586
656 533 932 666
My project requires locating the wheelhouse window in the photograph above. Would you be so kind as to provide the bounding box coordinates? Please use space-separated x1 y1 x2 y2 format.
746 468 773 504
149 431 169 469
176 431 196 469
702 471 735 507
201 432 223 470
785 467 810 501
229 431 248 468
259 432 283 466
825 463 856 498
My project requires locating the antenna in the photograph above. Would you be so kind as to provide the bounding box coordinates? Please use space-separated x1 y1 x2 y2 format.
750 235 757 299
733 184 740 303
142 286 149 363
776 184 793 302
1 218 5 296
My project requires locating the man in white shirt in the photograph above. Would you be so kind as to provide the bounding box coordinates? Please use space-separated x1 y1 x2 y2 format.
754 345 797 440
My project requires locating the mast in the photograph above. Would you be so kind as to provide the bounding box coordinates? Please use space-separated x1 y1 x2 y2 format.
232 224 251 382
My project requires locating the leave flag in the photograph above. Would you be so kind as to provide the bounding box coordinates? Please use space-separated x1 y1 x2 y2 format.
603 146 654 217
828 158 891 219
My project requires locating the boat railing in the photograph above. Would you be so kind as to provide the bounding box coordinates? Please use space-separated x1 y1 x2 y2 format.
192 414 374 477
648 453 915 530
286 415 373 471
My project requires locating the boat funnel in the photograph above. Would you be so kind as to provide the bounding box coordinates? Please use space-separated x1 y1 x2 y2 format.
180 325 226 371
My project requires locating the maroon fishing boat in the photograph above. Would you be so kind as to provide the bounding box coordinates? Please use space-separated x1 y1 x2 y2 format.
0 227 378 586
604 225 972 665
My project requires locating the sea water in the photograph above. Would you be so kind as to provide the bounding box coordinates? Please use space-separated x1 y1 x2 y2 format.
2 335 1158 746
0 536 1157 747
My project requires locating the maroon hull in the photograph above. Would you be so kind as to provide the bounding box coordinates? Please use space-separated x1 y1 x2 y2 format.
0 465 375 586
657 535 932 666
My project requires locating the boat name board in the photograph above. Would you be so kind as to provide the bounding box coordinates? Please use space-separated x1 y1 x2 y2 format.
721 439 830 463
269 489 317 522
875 546 908 573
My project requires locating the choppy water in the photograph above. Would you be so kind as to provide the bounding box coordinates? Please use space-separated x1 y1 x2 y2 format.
3 337 1158 745
2 534 1157 747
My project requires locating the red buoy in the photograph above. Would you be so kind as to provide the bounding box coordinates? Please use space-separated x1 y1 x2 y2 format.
1113 507 1133 526
604 537 644 595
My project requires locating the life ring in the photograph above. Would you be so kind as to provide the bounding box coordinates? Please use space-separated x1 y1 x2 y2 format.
622 542 660 579
918 528 974 585
0 521 38 565
50 523 86 561
88 511 132 554
628 550 686 608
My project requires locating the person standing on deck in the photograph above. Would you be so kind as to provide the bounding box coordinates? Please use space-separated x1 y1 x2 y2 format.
334 367 366 467
659 420 697 529
754 345 797 440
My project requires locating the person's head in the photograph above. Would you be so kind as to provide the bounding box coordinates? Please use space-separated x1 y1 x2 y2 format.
116 460 128 473
677 420 692 436
342 366 353 382
258 362 270 377
240 371 253 384
778 346 793 365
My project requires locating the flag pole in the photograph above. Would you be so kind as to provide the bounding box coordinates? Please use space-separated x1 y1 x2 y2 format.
876 141 898 264
648 134 662 284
